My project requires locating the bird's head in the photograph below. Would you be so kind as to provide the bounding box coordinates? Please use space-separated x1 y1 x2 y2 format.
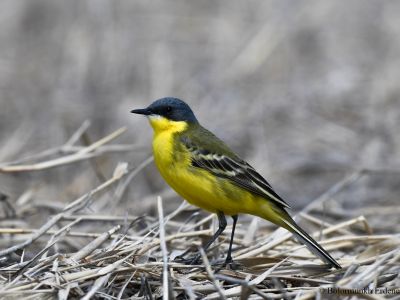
131 97 198 133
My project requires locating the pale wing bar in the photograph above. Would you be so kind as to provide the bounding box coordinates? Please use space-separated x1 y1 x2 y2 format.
186 144 290 209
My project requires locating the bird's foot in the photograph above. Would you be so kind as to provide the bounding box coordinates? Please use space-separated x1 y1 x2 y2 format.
224 260 241 270
174 253 241 270
173 254 202 266
219 256 241 270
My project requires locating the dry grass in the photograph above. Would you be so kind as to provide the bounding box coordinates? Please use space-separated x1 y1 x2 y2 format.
0 127 399 299
1 2 400 298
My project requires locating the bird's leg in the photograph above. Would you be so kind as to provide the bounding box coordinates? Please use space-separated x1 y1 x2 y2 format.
224 215 238 264
203 211 227 252
190 211 227 264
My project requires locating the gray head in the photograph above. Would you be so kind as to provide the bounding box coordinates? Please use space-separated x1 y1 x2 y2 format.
131 97 198 123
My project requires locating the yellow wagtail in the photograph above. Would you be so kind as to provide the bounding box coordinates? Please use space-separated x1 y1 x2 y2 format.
131 97 341 269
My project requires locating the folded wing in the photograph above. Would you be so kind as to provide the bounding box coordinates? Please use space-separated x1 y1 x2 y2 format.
181 136 290 209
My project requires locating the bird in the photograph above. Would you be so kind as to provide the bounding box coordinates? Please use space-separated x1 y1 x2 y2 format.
131 97 341 269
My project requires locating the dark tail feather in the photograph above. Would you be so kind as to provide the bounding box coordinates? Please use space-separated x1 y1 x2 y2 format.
282 218 342 269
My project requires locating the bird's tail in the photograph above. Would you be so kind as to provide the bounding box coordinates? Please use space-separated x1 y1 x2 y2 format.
279 212 342 269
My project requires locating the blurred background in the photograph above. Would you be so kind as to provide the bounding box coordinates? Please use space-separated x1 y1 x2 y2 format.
0 1 399 225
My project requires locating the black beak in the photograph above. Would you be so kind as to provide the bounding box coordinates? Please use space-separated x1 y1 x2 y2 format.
130 108 151 115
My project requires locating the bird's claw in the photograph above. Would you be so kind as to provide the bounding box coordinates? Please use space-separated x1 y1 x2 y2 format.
173 254 201 265
223 259 241 270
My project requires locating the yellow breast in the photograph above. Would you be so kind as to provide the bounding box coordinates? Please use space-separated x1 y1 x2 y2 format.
148 115 269 216
149 116 220 211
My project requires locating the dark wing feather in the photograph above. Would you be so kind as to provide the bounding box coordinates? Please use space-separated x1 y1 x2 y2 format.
181 135 290 209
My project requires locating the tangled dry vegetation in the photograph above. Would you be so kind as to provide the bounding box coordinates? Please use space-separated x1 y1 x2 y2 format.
0 125 399 300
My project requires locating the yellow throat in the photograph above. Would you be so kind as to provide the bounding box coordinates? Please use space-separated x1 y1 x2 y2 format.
148 115 188 135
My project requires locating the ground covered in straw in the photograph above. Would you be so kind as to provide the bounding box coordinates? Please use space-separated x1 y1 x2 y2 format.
0 128 399 300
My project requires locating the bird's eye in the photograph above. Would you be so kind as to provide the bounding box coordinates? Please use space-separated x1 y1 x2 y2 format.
166 106 172 112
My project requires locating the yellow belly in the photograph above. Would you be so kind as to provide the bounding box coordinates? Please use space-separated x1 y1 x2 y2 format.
151 130 276 217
